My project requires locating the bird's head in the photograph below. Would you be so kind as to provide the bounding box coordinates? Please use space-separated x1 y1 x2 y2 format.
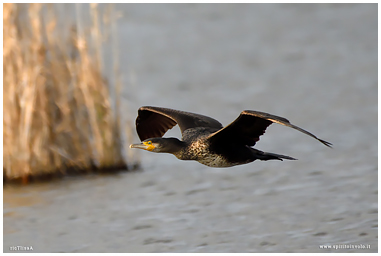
130 137 184 154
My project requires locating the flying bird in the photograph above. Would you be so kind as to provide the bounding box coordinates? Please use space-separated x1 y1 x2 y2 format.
130 106 331 167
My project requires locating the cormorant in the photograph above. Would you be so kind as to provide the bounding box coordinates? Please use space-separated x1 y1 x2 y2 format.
130 106 331 167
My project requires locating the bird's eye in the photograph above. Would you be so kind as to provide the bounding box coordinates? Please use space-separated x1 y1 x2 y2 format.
147 141 152 144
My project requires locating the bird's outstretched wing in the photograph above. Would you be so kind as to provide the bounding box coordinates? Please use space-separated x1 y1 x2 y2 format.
208 110 332 147
136 106 223 141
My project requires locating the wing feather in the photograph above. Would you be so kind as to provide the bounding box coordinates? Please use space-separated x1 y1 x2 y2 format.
136 106 223 141
208 110 332 147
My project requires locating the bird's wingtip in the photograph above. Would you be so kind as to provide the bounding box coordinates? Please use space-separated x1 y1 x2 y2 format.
320 139 333 148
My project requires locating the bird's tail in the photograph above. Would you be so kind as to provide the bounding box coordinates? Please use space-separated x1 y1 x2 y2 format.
253 149 297 161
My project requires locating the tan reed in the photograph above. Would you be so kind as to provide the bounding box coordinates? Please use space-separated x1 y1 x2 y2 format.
3 3 137 183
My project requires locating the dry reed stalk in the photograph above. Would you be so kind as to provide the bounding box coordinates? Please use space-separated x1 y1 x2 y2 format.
3 3 135 183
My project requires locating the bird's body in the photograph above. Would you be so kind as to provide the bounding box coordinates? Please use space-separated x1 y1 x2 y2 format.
176 127 237 167
130 106 331 168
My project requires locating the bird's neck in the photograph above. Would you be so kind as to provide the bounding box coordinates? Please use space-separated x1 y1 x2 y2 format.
163 138 187 155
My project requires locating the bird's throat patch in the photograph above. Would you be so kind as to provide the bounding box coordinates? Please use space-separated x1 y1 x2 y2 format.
143 141 155 151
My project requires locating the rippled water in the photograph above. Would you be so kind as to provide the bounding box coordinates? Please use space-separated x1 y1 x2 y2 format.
4 4 377 252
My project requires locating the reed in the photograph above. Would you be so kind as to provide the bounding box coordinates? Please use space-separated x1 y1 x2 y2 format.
3 3 137 183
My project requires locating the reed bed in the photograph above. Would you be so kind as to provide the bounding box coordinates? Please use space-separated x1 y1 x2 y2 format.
3 3 138 183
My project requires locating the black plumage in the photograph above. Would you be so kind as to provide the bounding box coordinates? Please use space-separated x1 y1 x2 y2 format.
130 106 331 167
